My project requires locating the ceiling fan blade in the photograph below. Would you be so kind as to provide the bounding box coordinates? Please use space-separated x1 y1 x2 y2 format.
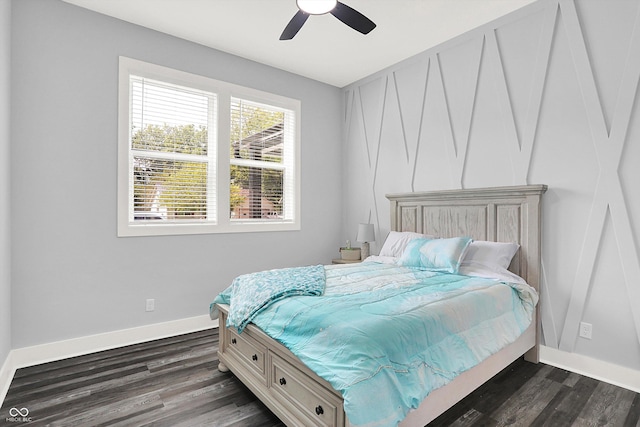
280 10 309 40
330 1 376 35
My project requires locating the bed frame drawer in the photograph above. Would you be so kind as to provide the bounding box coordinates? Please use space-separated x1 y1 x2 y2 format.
269 353 344 427
226 326 267 384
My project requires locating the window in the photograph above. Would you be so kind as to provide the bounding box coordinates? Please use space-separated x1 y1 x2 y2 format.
118 57 300 236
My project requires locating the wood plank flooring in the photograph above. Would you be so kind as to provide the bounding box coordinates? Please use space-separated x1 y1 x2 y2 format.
1 328 638 426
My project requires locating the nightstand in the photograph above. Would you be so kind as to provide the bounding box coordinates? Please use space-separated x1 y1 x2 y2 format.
331 258 362 264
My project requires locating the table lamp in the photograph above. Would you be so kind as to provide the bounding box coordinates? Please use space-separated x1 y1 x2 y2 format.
357 223 375 260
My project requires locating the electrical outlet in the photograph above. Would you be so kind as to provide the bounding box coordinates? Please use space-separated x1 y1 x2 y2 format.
579 322 592 339
146 298 155 312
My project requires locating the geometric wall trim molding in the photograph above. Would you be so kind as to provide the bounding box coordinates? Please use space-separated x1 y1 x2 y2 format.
343 0 640 373
557 0 640 352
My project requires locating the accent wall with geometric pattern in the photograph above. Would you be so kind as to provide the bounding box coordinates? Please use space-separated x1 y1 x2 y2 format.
342 0 640 379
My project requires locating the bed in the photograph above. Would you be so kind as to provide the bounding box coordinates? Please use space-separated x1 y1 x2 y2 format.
211 185 547 427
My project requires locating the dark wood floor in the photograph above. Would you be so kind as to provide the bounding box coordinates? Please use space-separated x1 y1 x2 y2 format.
1 328 638 426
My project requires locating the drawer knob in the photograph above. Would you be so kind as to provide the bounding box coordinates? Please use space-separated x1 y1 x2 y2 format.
315 405 324 416
279 377 287 386
252 354 258 361
231 338 237 344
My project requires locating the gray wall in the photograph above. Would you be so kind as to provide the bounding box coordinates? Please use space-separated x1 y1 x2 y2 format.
0 0 11 365
10 0 343 348
342 0 640 372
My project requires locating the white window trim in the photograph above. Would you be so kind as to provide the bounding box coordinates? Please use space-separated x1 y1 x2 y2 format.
117 57 301 237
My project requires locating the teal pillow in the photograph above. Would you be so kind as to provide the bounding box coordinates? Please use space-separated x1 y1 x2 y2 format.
397 237 472 273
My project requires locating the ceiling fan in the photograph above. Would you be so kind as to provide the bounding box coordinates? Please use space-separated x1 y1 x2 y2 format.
280 0 376 40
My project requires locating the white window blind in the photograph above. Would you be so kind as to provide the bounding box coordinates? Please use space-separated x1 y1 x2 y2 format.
129 76 216 223
229 98 296 222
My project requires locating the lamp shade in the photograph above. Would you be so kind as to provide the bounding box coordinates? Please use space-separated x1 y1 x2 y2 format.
356 223 375 243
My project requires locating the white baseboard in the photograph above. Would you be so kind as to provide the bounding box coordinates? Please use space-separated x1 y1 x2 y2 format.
0 350 15 409
1 315 218 406
540 345 640 393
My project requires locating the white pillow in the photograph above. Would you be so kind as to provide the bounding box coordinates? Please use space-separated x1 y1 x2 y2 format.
462 240 520 270
457 262 528 285
379 231 433 258
364 255 397 264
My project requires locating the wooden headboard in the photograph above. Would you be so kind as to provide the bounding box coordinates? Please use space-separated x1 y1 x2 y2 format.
386 185 547 293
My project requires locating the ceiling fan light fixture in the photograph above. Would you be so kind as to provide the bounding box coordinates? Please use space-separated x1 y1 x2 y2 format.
281 0 375 40
296 0 338 15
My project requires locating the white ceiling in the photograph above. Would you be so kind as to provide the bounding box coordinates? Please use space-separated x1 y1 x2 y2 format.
62 0 537 88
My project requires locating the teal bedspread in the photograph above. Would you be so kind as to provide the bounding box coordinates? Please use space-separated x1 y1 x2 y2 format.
211 262 537 427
